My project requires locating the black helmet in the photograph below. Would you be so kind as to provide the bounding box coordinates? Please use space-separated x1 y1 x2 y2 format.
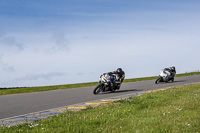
116 68 122 74
171 66 175 71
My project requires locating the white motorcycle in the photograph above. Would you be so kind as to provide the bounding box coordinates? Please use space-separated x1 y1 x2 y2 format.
155 69 174 84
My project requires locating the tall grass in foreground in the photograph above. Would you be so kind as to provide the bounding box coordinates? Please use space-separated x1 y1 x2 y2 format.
0 72 200 96
1 82 200 132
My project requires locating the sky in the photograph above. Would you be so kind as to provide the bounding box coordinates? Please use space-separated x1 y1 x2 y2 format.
0 0 200 87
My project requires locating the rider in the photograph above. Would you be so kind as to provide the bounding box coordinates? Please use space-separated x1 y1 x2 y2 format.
170 66 176 77
164 66 176 79
106 68 125 90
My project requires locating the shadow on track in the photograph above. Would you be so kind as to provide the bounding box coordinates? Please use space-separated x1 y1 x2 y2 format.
97 89 139 95
173 80 186 83
114 89 139 93
156 80 186 84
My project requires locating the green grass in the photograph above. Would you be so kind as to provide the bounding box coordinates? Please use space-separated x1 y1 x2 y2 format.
1 82 200 132
0 71 200 96
124 71 200 82
0 82 97 96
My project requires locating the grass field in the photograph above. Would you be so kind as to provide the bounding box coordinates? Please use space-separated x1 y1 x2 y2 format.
1 82 200 132
0 72 200 96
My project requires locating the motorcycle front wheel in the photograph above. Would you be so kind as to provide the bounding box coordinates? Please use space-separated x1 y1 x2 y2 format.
93 84 103 95
155 78 161 84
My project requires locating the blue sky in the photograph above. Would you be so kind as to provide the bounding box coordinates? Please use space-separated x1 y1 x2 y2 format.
0 0 200 87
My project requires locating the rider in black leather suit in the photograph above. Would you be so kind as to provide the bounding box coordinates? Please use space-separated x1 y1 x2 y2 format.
106 68 125 90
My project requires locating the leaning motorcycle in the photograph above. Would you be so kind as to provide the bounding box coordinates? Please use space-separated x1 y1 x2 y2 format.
155 69 174 84
93 73 121 95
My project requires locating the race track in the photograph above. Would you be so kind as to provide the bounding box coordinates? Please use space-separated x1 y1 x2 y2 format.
0 75 200 120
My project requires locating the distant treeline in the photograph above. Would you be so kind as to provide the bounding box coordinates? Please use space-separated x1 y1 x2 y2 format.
0 87 27 90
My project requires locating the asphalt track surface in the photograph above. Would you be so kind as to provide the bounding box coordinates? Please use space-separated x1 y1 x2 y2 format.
0 75 200 120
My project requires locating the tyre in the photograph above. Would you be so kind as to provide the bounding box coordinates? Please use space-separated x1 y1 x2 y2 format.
171 78 174 82
93 84 103 95
115 84 121 90
155 78 161 84
111 88 116 92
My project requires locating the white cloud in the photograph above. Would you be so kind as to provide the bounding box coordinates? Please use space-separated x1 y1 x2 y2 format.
0 54 16 73
47 28 70 53
1 36 25 50
0 72 66 87
17 72 66 81
0 30 25 51
0 30 26 73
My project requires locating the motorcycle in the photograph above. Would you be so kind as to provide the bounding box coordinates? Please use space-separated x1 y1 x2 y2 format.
93 73 121 94
155 69 174 84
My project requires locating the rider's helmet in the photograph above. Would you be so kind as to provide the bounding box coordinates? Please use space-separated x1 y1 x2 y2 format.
116 68 122 74
171 66 175 71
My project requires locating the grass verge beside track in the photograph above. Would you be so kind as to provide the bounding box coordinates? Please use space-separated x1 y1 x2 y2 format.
1 82 200 132
0 72 200 96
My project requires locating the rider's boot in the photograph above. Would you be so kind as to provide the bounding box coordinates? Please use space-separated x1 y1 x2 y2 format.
165 77 169 82
110 82 115 92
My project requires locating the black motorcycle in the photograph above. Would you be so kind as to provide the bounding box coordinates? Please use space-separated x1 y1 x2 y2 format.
93 73 121 95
